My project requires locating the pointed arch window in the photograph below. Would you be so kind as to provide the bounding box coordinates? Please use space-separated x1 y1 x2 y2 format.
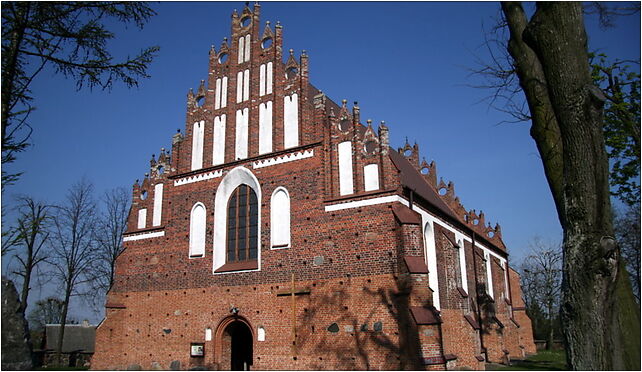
424 221 441 310
189 203 206 258
485 251 494 299
213 167 261 273
270 187 290 248
457 238 468 294
226 184 258 263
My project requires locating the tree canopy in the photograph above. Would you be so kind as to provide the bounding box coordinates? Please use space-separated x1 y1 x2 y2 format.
1 2 159 187
590 54 641 206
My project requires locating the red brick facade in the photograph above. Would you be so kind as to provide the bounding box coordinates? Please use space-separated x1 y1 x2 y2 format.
92 4 535 370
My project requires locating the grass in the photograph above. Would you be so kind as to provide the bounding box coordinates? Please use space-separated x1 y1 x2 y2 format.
490 349 567 370
37 366 89 371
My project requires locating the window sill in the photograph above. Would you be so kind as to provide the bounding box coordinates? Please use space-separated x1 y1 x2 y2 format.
124 225 165 235
215 260 258 273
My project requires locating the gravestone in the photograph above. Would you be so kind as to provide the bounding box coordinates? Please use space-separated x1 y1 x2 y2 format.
169 360 181 370
1 277 33 370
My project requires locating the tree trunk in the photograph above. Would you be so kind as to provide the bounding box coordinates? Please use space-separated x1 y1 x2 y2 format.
501 2 641 370
500 2 565 219
55 278 72 366
19 253 32 315
18 219 39 315
546 298 554 351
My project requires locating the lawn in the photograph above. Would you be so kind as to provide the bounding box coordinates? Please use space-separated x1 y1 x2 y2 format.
37 366 89 371
489 350 567 370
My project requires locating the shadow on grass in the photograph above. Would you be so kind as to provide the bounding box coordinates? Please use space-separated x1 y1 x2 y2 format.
489 350 567 371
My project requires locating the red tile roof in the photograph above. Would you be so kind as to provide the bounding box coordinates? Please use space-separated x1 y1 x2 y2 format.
410 306 441 325
389 149 458 221
392 204 422 225
404 256 429 274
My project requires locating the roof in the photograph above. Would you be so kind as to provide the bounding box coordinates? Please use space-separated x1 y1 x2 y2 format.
389 148 508 253
404 256 429 274
392 204 422 225
410 306 442 325
389 148 458 221
45 324 96 353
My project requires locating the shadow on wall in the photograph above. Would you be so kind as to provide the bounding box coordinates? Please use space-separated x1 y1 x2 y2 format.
298 259 427 370
475 282 503 336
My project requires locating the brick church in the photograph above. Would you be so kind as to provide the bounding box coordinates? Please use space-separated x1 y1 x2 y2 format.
92 3 535 370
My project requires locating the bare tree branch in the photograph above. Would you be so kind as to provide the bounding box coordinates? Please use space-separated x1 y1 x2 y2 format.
48 178 98 365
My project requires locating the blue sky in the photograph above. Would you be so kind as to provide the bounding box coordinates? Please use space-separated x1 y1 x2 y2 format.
2 2 640 321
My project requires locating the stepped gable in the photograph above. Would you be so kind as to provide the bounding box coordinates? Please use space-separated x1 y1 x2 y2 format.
91 3 533 370
389 146 506 251
389 148 458 220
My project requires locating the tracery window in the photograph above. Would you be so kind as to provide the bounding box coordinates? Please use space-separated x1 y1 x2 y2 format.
226 184 258 263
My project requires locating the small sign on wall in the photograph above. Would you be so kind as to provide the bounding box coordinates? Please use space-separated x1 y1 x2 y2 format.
190 343 205 357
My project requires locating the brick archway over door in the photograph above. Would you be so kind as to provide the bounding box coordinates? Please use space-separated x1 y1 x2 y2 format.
214 315 254 370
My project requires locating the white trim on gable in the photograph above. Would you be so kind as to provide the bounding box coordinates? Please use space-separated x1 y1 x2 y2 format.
244 34 251 62
363 163 380 192
266 62 273 95
191 120 205 171
253 149 313 169
283 93 299 148
238 36 245 64
338 141 354 196
213 115 226 165
153 183 163 227
137 208 147 229
259 101 273 155
235 108 249 160
123 230 164 242
174 170 223 187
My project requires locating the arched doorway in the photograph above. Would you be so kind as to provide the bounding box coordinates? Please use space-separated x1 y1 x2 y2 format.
216 316 253 371
227 321 253 370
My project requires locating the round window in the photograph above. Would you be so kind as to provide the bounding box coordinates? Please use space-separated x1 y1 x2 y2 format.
240 16 251 28
286 67 298 80
218 53 229 64
364 141 377 154
261 37 273 49
339 118 350 132
141 191 148 200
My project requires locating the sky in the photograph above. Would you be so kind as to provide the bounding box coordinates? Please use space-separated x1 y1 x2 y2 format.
2 1 640 322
